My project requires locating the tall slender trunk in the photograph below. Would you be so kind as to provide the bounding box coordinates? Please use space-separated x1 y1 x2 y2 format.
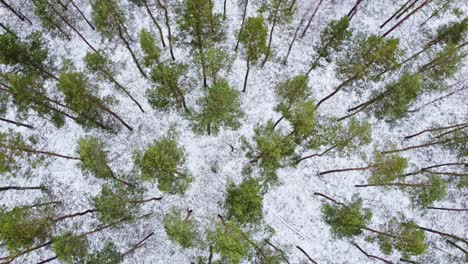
417 226 468 245
446 240 468 256
427 207 468 212
383 0 432 37
380 0 413 28
315 75 357 108
223 0 227 19
347 0 363 20
284 13 307 64
129 197 163 204
296 246 318 264
301 0 323 38
1 145 79 160
0 22 17 37
261 7 279 67
296 145 337 163
403 162 467 177
420 1 450 27
157 0 175 61
306 39 334 76
69 0 95 30
194 29 207 87
0 117 34 129
404 122 468 139
242 58 250 92
382 136 467 154
117 25 148 79
362 227 399 239
355 182 429 188
396 0 420 19
142 0 166 48
121 232 154 257
100 103 134 131
104 71 145 113
0 186 45 191
319 165 371 176
235 0 249 52
0 0 32 24
37 256 57 264
313 192 346 206
338 90 389 121
53 209 96 222
352 243 393 264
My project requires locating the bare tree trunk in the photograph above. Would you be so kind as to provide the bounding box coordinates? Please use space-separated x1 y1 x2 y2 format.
69 0 95 30
338 90 389 121
223 0 227 19
420 0 450 27
121 232 154 257
417 226 468 245
296 245 318 264
396 0 420 19
235 0 249 51
380 0 413 28
301 0 323 38
352 243 393 264
315 75 357 108
142 0 166 48
382 136 467 154
53 209 96 222
313 192 346 206
129 197 163 204
446 240 468 256
382 0 432 37
242 58 250 93
261 6 279 67
284 13 307 64
318 166 371 176
1 145 79 160
0 0 32 24
103 71 145 113
0 186 45 191
404 122 468 139
427 207 468 212
37 256 57 264
266 240 290 264
403 162 467 176
100 102 134 131
347 0 363 20
117 25 148 79
0 117 34 129
355 183 429 188
0 22 17 37
157 0 176 61
296 145 337 163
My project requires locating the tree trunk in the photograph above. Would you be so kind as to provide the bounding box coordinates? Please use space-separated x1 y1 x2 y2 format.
0 22 17 37
352 243 393 264
347 0 363 20
195 30 208 87
0 186 45 192
313 192 346 206
156 0 176 61
404 122 468 139
396 0 420 19
1 145 79 160
235 0 249 52
296 145 337 163
427 207 468 212
403 162 467 176
121 232 154 257
0 117 34 129
223 0 227 19
117 25 148 79
69 0 95 30
105 72 145 113
420 0 450 27
382 0 432 37
267 240 290 264
301 0 323 38
382 136 467 154
446 240 468 256
261 6 279 67
380 0 413 28
0 0 32 24
338 90 389 121
100 103 134 131
53 209 96 222
142 0 166 48
129 197 163 204
315 75 357 108
362 227 399 239
319 166 371 176
242 58 250 92
37 256 57 264
284 13 308 64
417 226 468 245
296 245 318 264
355 183 429 188
272 115 284 130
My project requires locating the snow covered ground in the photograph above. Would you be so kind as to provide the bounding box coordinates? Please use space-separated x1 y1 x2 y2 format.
0 0 467 263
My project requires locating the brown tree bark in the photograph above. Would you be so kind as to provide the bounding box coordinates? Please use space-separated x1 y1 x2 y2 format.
235 0 249 52
1 145 80 160
396 0 420 19
417 226 468 245
53 209 96 222
313 192 346 206
129 197 163 204
315 75 357 108
0 117 34 129
382 136 467 154
101 68 145 113
296 145 337 163
121 232 154 257
117 25 148 80
100 103 134 131
284 13 307 64
242 58 250 92
261 5 279 67
301 0 323 38
382 0 432 37
319 166 371 176
355 182 429 188
403 162 467 177
380 0 413 28
156 0 176 61
69 0 95 30
0 0 32 24
352 243 393 264
404 122 468 139
142 0 166 48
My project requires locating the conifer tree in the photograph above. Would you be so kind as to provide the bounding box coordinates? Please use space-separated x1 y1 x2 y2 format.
273 75 311 126
224 178 263 225
91 0 148 78
258 0 297 66
238 16 268 92
241 121 296 187
209 220 251 263
177 0 225 87
57 69 133 131
139 29 161 68
77 136 134 187
410 176 447 208
156 0 176 61
86 242 123 264
306 16 351 75
130 0 166 49
163 208 198 248
52 232 88 264
234 0 250 51
0 206 53 255
195 47 234 84
192 80 244 135
147 63 190 113
135 132 193 194
84 52 144 113
316 35 400 108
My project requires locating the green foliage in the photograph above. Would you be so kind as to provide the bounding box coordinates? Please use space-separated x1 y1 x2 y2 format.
6 73 65 127
337 35 400 81
77 136 113 180
411 176 447 208
83 52 115 80
285 100 317 143
373 72 422 119
86 242 123 264
209 221 251 264
274 75 311 113
369 153 408 184
92 184 141 225
52 233 88 264
313 16 352 68
321 195 372 238
195 47 234 84
0 206 52 254
139 29 161 67
258 0 296 25
33 0 71 39
435 18 467 45
91 0 125 39
377 219 427 258
238 16 268 63
224 178 263 225
0 32 51 78
241 121 296 187
163 208 198 248
135 132 192 194
192 80 243 135
57 69 117 132
147 63 189 112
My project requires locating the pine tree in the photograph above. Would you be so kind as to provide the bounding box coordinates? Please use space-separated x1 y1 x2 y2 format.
316 35 400 108
147 63 190 113
86 242 123 264
320 195 372 238
0 32 57 80
192 80 244 135
195 47 234 84
0 206 53 254
52 232 88 264
163 208 198 248
238 16 268 92
177 0 225 87
57 69 133 131
84 51 144 113
139 29 161 68
306 16 352 75
130 0 166 49
376 218 427 258
224 178 263 225
209 220 251 263
234 0 250 51
77 136 134 187
258 0 297 66
241 121 296 187
91 0 148 78
410 176 447 208
134 132 193 194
